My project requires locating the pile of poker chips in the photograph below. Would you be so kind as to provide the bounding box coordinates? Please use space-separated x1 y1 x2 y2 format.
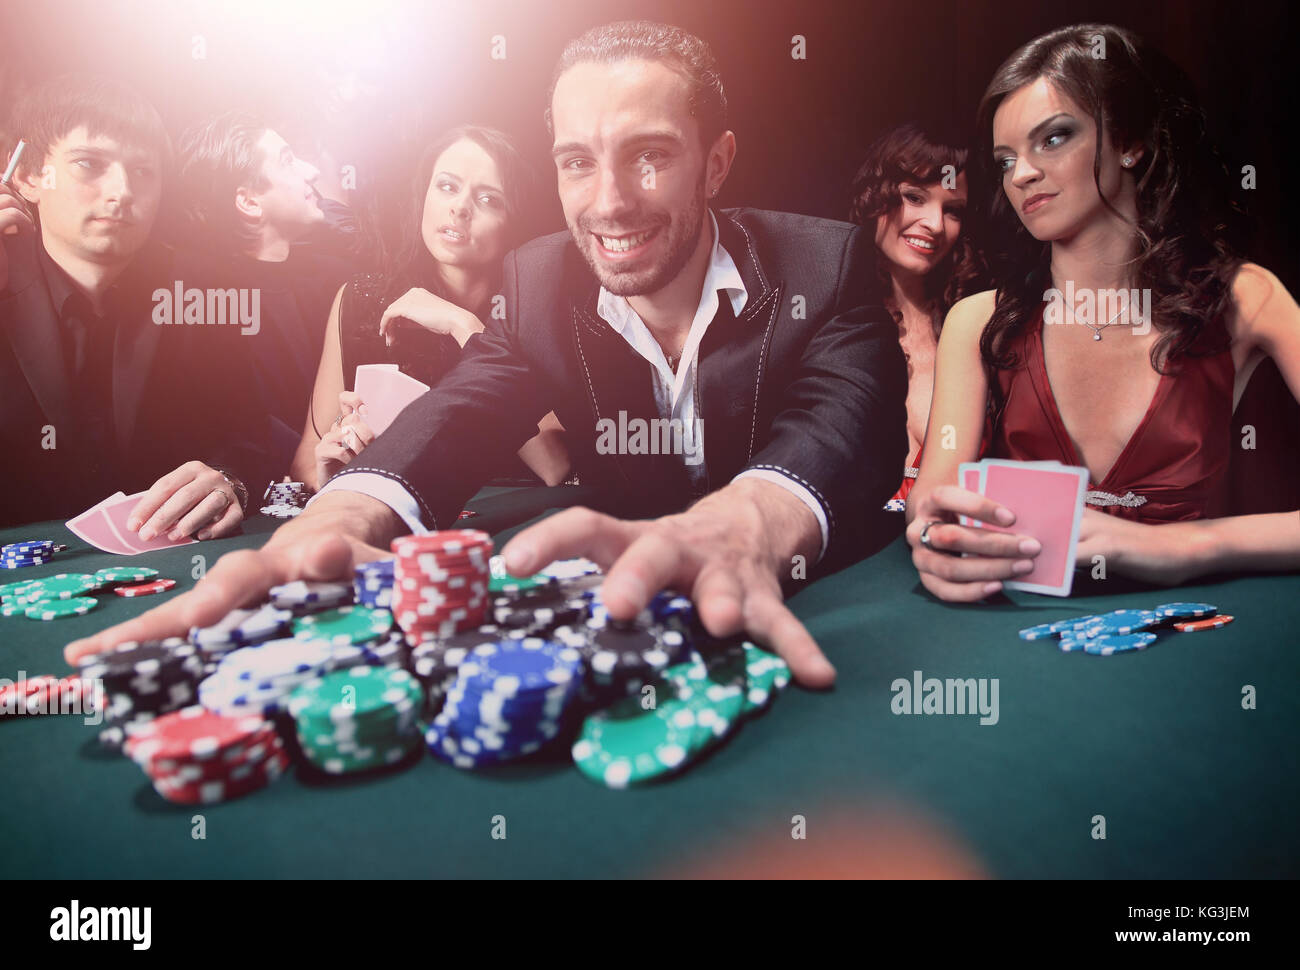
259 480 312 519
78 638 208 749
392 530 492 642
123 706 289 804
424 636 586 767
571 639 790 789
1018 602 1230 656
288 666 423 774
2 566 167 622
1 539 68 570
354 557 395 609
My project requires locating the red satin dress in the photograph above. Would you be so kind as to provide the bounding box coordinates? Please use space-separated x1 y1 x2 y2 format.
987 309 1234 523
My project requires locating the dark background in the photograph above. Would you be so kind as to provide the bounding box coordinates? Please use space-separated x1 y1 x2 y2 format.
2 0 1295 285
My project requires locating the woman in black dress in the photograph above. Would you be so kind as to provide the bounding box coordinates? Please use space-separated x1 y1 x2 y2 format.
291 124 570 490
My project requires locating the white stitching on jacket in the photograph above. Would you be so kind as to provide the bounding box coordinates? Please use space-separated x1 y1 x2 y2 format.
331 466 438 529
746 462 836 535
747 290 780 461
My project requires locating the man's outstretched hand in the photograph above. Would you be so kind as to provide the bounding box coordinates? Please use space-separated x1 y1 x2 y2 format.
66 478 835 688
63 491 402 667
501 478 834 687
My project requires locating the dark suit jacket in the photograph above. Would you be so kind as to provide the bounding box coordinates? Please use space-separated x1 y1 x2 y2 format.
1 230 270 526
334 207 908 568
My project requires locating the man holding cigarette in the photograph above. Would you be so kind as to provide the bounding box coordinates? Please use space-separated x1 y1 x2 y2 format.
0 75 265 533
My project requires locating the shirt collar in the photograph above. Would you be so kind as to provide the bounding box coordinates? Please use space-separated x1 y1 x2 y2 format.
597 209 748 332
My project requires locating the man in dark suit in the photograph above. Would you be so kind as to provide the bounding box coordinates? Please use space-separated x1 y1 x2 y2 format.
68 22 908 686
1 75 266 533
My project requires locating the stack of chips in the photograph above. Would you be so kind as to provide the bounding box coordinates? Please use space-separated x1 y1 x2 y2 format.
354 557 395 610
124 705 289 804
572 639 787 789
197 637 364 717
0 674 101 718
424 637 584 768
189 603 293 661
288 666 423 774
269 580 353 614
259 480 312 519
78 638 209 749
391 531 492 643
1 539 60 570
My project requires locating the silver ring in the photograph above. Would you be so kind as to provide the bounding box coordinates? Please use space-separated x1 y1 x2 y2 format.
919 520 943 549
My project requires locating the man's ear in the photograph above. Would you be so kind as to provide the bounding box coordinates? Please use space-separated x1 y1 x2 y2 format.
705 129 737 199
234 185 261 222
15 164 44 205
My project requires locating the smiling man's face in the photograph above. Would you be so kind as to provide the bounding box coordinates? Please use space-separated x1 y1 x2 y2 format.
550 58 710 297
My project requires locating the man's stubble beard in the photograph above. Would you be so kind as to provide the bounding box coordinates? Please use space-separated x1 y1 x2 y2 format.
571 179 708 298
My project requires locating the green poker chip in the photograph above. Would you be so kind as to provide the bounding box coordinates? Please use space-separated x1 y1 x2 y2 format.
2 600 32 617
739 641 789 716
0 580 39 598
571 692 697 789
292 605 393 646
94 566 160 586
17 573 98 601
25 596 98 620
488 573 550 594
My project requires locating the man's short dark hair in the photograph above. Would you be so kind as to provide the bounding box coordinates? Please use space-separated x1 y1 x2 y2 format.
6 74 172 181
175 111 270 250
545 21 727 148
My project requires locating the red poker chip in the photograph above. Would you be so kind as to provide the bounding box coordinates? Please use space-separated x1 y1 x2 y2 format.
124 706 272 764
145 734 285 785
113 578 177 597
1172 614 1234 632
150 750 291 804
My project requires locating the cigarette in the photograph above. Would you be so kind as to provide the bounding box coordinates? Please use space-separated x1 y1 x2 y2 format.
1 140 26 186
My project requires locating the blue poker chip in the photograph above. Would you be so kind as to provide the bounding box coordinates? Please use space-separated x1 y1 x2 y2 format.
1047 613 1105 634
1079 609 1162 636
1081 632 1158 656
1018 622 1058 641
457 637 584 698
1154 602 1217 620
2 539 55 556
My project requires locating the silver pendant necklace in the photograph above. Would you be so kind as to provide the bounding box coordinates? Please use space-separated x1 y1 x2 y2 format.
1067 298 1135 341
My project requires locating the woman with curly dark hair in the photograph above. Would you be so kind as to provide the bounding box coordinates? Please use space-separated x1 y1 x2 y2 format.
905 23 1300 603
849 123 983 506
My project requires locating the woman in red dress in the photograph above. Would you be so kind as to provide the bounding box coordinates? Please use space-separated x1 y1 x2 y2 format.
905 23 1300 602
848 124 983 509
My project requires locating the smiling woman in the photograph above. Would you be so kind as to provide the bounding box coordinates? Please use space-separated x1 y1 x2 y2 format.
849 123 985 506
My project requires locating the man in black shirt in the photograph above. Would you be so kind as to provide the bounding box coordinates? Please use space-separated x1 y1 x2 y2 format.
1 75 262 534
172 112 351 476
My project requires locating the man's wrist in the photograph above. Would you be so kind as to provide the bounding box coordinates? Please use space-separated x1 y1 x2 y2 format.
711 477 821 573
281 489 406 549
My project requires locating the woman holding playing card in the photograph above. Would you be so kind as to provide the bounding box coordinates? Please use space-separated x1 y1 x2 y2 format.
905 23 1300 602
847 123 984 510
290 125 570 490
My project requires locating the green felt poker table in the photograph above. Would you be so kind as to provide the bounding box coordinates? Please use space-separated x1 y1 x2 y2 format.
1 485 1296 879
